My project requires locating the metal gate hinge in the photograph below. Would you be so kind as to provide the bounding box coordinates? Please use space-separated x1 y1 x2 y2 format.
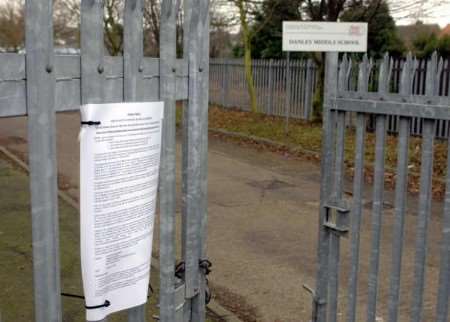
323 201 350 236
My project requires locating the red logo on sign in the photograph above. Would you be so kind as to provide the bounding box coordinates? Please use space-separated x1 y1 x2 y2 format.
349 25 363 36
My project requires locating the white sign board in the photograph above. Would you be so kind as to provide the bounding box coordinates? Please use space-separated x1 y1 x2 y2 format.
80 102 164 321
282 21 368 52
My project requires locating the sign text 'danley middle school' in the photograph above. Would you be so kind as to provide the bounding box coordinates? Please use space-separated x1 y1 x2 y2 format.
282 21 368 53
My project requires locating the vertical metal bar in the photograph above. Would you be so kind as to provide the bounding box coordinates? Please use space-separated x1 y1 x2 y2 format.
260 60 266 113
191 2 210 319
263 59 269 114
366 115 387 322
124 0 144 102
386 117 410 322
224 59 229 108
410 119 435 322
124 0 146 320
268 59 274 115
25 0 61 321
255 60 261 109
409 53 438 322
184 0 209 321
346 113 366 322
273 60 278 115
345 54 369 322
285 52 291 133
316 52 339 322
301 59 307 118
184 0 200 300
305 59 313 120
159 0 178 320
81 1 106 321
182 1 192 320
435 135 450 322
220 59 225 106
292 59 300 118
328 110 346 322
384 52 412 322
277 60 283 116
295 59 300 118
81 0 105 105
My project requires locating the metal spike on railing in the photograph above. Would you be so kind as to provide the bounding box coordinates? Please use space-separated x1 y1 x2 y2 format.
426 51 439 96
339 54 349 91
413 55 420 91
378 53 390 94
345 56 353 89
358 54 370 92
437 56 444 79
368 58 374 75
388 56 394 89
400 52 413 95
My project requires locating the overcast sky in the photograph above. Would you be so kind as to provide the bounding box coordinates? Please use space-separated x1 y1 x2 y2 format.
1 0 449 28
390 0 450 27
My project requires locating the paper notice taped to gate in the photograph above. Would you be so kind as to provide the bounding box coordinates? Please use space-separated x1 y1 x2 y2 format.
79 102 164 321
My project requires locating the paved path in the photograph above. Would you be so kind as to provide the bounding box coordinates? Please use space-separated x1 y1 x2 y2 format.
0 112 446 322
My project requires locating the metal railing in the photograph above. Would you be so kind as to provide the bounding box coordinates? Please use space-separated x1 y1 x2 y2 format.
0 0 209 321
209 58 317 120
315 52 450 322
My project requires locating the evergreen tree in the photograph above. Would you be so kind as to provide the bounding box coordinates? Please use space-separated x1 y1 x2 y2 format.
250 0 303 59
341 0 405 58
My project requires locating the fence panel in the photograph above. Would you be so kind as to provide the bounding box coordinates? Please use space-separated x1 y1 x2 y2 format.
210 58 317 120
212 56 450 138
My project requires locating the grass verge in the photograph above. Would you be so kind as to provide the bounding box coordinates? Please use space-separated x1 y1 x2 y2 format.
0 153 221 322
180 105 448 200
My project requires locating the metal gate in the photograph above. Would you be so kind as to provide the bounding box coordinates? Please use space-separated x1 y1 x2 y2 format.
314 53 450 322
0 0 209 321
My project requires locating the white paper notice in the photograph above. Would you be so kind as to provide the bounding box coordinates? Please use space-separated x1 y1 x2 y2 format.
80 102 164 321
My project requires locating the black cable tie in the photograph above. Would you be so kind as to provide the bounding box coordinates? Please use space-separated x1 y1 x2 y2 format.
85 300 111 310
81 121 101 126
61 283 154 304
61 292 85 300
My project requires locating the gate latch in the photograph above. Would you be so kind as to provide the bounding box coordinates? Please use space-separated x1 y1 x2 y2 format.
323 201 350 236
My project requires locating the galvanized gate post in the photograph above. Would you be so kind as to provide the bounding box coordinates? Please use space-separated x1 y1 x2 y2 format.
81 1 106 321
315 52 339 322
124 0 146 320
159 0 179 320
25 0 62 321
182 0 210 321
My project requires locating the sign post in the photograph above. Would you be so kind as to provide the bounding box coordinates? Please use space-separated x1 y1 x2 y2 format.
285 51 291 134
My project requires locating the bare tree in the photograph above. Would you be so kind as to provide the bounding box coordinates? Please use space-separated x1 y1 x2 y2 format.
54 0 80 48
209 0 235 57
215 0 282 113
0 0 24 52
143 0 161 55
